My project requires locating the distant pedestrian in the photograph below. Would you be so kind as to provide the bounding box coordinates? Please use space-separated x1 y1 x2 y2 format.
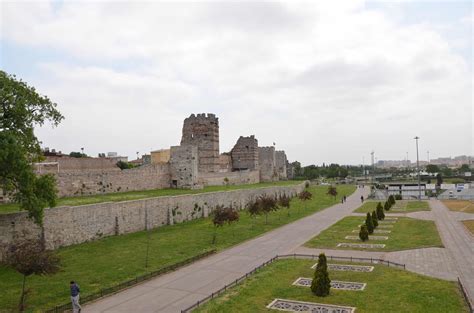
341 198 344 204
70 281 82 313
360 195 364 203
343 195 347 202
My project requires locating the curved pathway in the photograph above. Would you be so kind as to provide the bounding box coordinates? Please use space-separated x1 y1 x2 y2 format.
85 187 369 312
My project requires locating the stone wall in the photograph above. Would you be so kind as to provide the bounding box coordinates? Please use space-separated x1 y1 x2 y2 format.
198 170 260 186
37 156 119 174
54 164 171 197
231 135 259 171
180 113 220 173
275 151 288 180
218 154 232 172
169 145 198 188
258 146 278 182
0 182 306 260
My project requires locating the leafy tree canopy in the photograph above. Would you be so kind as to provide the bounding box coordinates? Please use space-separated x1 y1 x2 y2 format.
0 71 64 225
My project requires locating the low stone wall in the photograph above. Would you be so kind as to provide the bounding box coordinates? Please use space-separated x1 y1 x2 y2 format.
0 182 306 260
198 170 260 186
55 164 171 197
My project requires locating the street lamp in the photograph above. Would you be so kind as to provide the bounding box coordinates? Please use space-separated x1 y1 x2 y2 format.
81 147 84 156
414 136 421 200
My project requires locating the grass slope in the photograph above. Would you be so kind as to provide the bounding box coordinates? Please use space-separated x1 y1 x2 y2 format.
304 216 442 252
442 200 474 214
194 259 467 313
462 220 474 235
354 200 430 213
0 185 355 311
0 181 301 214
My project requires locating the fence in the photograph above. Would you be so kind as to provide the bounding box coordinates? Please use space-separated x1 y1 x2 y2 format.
181 253 405 312
45 249 216 313
458 277 474 313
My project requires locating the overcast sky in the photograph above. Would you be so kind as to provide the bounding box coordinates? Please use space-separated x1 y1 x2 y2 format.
1 1 472 166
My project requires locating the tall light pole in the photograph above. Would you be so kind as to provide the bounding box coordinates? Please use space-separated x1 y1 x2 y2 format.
414 136 421 200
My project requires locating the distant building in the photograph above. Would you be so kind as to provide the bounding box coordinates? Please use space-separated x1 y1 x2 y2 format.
151 149 171 164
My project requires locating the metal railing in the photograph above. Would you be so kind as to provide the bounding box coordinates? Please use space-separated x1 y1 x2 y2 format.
458 277 474 313
45 249 216 313
181 253 405 312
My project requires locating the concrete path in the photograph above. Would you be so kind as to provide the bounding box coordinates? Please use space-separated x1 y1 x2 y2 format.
429 200 474 304
85 187 369 312
295 246 458 281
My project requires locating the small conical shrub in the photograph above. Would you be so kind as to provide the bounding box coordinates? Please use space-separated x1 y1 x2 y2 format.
377 205 385 220
389 195 396 206
359 224 369 241
384 201 390 211
371 210 378 228
365 212 374 234
311 253 331 296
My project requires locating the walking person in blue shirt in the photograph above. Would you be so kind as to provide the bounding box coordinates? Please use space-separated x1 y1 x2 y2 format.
70 281 82 313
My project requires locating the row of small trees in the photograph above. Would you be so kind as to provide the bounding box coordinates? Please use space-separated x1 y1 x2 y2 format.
212 190 313 244
359 196 396 241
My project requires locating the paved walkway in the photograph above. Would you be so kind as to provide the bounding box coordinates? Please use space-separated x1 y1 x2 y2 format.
429 200 474 304
85 187 369 312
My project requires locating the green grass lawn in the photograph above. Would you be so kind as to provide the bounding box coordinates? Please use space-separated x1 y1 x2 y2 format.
194 259 467 313
0 181 301 214
304 216 442 252
354 200 430 213
0 185 355 312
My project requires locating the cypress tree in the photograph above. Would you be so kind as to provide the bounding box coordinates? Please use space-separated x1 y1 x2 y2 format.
365 212 374 234
371 210 378 228
359 224 369 241
384 201 390 211
389 195 396 206
311 253 331 296
377 205 385 220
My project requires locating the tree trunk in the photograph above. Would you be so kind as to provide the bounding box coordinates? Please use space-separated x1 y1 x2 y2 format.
19 275 26 312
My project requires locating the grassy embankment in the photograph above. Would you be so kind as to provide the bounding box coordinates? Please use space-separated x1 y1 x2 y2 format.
0 181 302 214
0 185 355 311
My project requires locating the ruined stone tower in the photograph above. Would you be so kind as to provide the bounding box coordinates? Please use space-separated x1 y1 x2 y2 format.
181 113 220 173
231 135 259 171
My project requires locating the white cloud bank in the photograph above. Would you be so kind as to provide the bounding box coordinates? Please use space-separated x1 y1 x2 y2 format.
1 1 472 164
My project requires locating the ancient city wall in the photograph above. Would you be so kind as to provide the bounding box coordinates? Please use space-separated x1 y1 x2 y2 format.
0 182 306 260
55 164 171 197
198 170 260 186
39 156 119 173
259 146 278 182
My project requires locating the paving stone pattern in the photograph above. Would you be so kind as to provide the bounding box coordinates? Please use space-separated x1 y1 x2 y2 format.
310 263 374 272
267 299 356 313
344 235 389 241
293 277 366 291
337 243 386 249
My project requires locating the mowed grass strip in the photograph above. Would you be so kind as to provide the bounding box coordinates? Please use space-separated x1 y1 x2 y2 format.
442 200 474 214
354 200 430 213
194 259 468 313
462 220 474 236
0 185 355 311
0 181 301 214
304 216 442 252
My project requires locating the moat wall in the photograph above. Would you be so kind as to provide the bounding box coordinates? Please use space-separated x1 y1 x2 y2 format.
0 182 306 260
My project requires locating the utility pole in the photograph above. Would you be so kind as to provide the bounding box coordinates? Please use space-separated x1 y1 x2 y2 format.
414 136 421 200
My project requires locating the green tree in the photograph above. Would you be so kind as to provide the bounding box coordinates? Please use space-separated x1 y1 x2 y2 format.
359 224 369 241
376 202 385 220
384 201 390 211
1 71 63 225
436 173 443 187
7 239 61 311
311 253 331 296
69 151 87 158
371 210 378 228
426 164 440 174
365 212 374 234
388 195 396 206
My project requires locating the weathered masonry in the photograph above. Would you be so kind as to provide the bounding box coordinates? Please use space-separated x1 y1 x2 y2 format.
35 113 293 196
0 182 306 260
